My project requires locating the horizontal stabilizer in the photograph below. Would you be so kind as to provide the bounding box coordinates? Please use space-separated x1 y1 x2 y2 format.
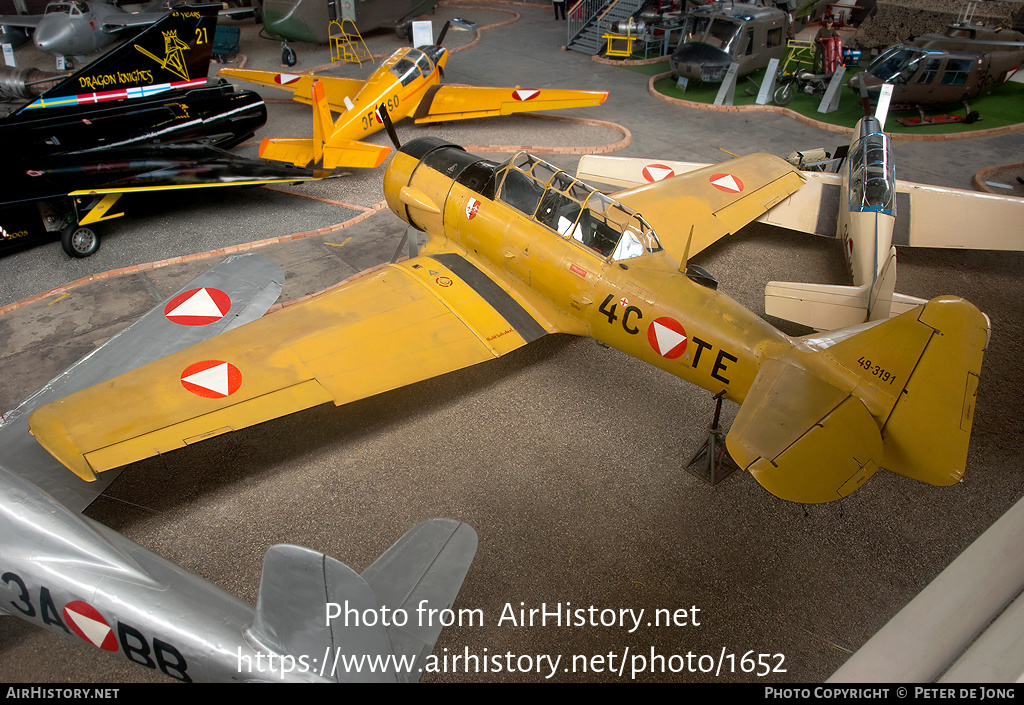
260 137 390 169
259 138 315 167
361 519 479 678
764 281 926 331
217 68 364 109
727 358 882 503
827 297 989 486
730 297 988 501
251 520 477 683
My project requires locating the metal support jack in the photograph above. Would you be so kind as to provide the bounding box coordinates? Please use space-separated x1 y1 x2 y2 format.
685 392 736 485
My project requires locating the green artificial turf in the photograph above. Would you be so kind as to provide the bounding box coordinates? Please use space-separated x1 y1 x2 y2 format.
622 59 1024 135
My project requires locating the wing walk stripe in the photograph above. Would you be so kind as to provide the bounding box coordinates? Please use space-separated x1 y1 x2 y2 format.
429 253 547 342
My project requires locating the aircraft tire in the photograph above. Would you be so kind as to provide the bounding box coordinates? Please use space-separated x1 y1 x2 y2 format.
773 83 794 106
282 45 297 67
61 225 99 258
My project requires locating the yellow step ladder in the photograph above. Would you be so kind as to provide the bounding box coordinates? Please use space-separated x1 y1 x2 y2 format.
330 18 373 66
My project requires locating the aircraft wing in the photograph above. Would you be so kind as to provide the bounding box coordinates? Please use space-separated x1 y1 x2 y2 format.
217 68 365 109
583 155 1024 251
611 154 805 265
28 251 556 481
0 253 284 513
5 144 332 212
0 13 41 28
578 155 837 236
411 85 608 123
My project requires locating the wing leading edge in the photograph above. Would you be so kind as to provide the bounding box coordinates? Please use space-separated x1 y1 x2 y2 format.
29 252 555 481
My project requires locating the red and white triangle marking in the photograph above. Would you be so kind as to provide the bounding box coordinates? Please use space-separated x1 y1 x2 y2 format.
63 601 119 652
164 287 231 326
709 173 744 193
647 317 688 359
642 164 675 183
513 89 539 101
180 360 242 399
275 73 302 85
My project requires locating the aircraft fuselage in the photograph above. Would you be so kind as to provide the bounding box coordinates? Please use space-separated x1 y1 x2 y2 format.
327 45 446 146
0 463 328 683
385 138 795 409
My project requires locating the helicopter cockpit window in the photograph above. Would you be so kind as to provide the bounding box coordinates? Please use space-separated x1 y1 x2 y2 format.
848 131 895 215
389 57 422 87
705 19 741 54
867 46 926 84
494 152 662 261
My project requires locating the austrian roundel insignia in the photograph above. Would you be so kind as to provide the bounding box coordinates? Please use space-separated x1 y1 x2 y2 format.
647 317 688 359
180 360 242 399
164 287 231 326
709 173 744 193
642 164 675 183
63 601 119 652
513 89 539 102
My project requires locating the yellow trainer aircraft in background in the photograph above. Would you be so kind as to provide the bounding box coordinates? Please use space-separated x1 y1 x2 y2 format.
28 135 988 504
217 25 608 170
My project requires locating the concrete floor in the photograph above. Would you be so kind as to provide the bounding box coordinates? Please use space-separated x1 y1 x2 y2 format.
1 1 1023 683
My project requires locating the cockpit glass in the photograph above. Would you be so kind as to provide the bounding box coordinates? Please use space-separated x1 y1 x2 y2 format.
848 131 895 214
495 152 663 261
389 58 421 87
412 49 434 76
867 46 926 83
45 2 70 13
705 19 741 52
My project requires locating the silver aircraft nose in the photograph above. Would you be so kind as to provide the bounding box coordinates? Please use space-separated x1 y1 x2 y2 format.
33 15 76 55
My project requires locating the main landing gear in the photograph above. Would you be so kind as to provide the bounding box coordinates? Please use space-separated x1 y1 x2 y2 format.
60 223 99 258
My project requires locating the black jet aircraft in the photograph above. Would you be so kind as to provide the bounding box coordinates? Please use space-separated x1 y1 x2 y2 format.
0 4 326 258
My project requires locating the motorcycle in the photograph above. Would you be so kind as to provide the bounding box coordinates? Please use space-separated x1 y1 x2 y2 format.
773 69 832 106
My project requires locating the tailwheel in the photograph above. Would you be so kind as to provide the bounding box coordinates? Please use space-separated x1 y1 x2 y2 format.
60 224 99 258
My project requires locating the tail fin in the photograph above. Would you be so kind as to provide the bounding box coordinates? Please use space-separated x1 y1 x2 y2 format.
16 5 217 113
258 79 390 169
727 297 989 502
249 519 477 683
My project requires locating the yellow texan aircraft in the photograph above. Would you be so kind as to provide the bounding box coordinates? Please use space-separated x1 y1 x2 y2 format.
28 134 989 504
215 24 608 170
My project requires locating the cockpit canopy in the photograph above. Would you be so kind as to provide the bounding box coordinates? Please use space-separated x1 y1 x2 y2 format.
495 152 663 261
386 47 442 87
866 45 933 84
682 15 742 54
45 1 89 15
848 119 895 214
